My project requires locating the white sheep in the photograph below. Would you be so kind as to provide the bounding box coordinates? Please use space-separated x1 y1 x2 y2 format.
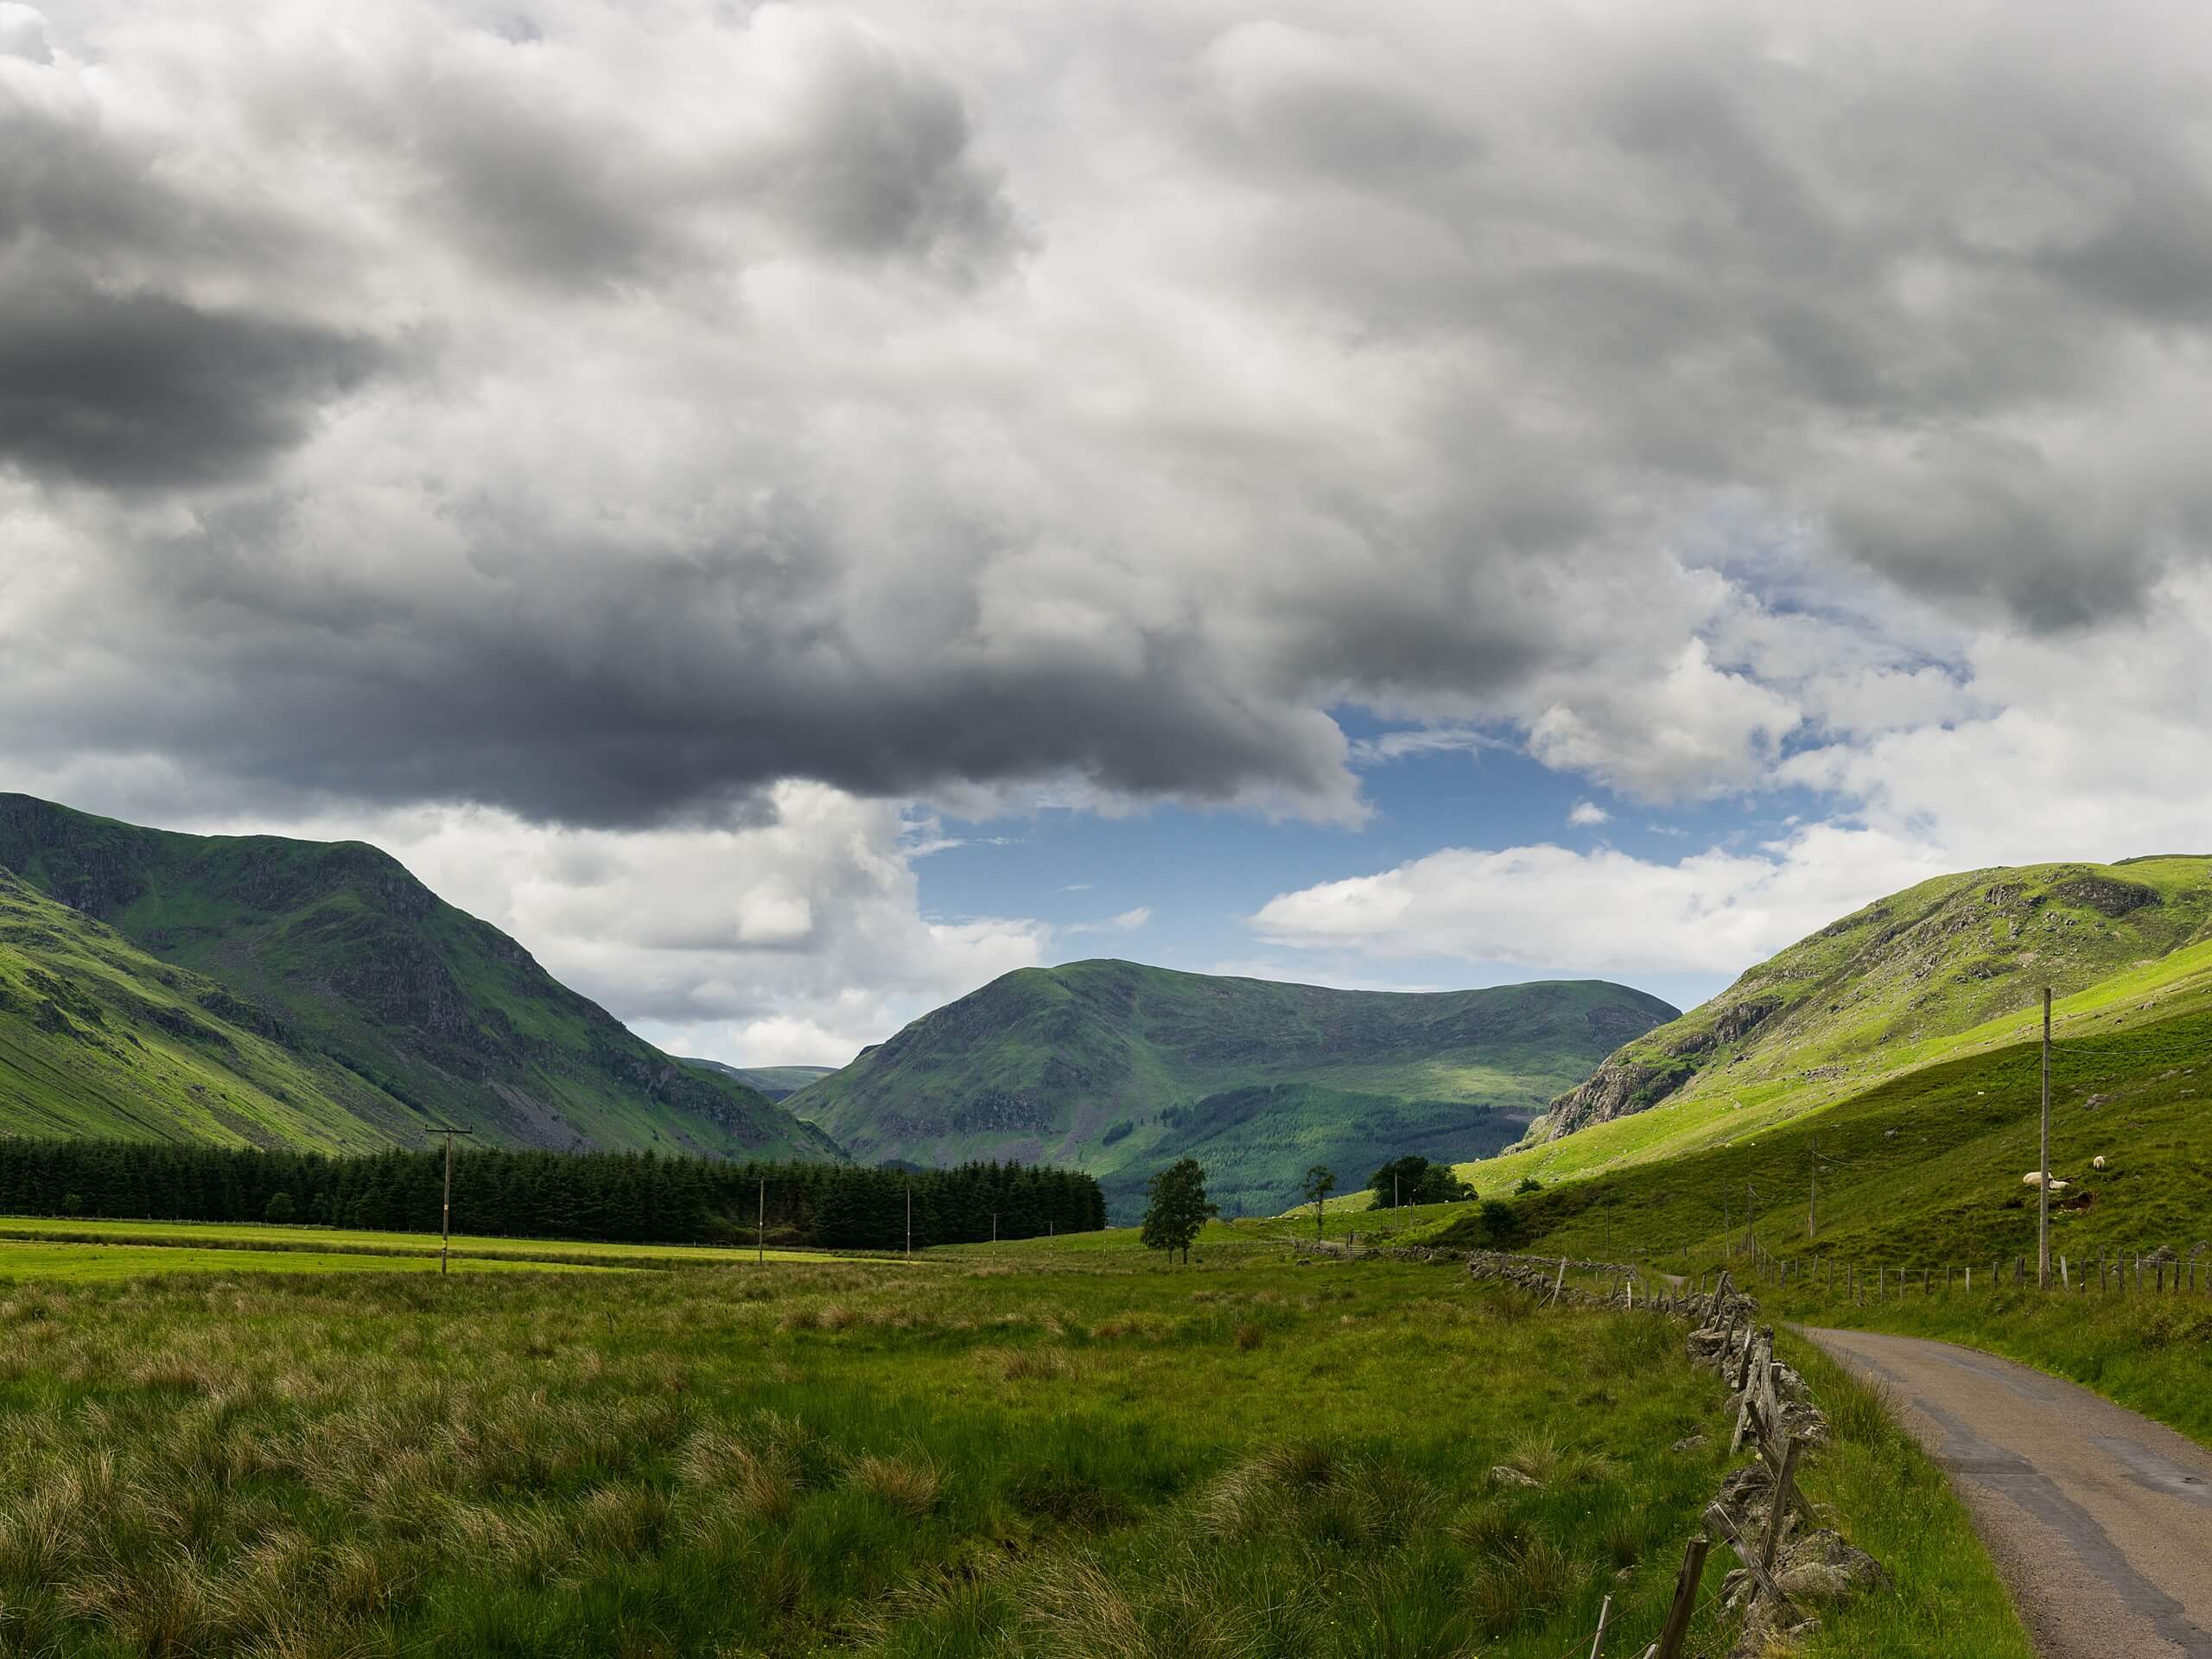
2021 1171 2069 1190
2093 1155 2108 1170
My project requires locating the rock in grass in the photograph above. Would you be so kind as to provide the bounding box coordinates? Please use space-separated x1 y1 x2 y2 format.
1488 1465 1541 1489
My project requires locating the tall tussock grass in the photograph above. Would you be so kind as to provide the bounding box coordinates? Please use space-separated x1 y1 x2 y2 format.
0 1259 1745 1657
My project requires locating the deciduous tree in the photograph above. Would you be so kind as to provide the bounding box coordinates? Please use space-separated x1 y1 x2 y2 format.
1141 1158 1217 1264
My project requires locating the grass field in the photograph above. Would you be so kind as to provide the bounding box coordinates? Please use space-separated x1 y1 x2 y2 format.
0 1229 2028 1656
0 1241 611 1281
0 1215 854 1269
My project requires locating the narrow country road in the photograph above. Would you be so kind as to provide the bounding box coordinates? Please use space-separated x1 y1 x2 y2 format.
1804 1326 2212 1658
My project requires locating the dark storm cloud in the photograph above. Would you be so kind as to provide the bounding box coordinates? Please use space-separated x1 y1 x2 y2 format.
0 272 381 489
10 500 1354 826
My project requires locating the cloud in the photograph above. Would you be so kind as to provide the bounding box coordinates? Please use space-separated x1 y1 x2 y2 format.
4 0 2212 836
1252 566 2212 983
1250 826 1956 977
0 5 50 64
0 270 382 489
1067 906 1152 935
1528 639 1803 802
1567 801 1610 827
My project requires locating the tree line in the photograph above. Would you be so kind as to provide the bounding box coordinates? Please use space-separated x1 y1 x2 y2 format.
0 1139 1105 1249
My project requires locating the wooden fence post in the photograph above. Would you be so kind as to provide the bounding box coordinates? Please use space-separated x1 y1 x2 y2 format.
1587 1592 1613 1659
1761 1437 1802 1572
1651 1535 1710 1659
1705 1502 1796 1617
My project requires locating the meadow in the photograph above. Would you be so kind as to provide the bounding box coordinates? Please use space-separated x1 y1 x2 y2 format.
0 1216 843 1270
0 1229 2031 1658
0 1241 606 1282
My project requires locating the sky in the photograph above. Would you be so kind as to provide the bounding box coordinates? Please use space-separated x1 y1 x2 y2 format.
5 0 2212 1067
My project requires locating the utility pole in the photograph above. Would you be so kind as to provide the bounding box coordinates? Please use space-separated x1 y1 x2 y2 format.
2039 986 2053 1289
429 1125 474 1276
991 1211 998 1244
1722 1198 1731 1260
1808 1137 1818 1240
1743 1182 1758 1264
1395 1172 1401 1210
757 1175 765 1266
905 1179 912 1259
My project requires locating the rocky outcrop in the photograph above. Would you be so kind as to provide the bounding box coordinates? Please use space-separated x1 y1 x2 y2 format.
1543 1053 1691 1139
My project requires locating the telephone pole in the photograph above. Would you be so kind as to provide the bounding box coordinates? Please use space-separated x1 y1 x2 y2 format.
1808 1137 1818 1240
757 1175 765 1266
2039 986 2053 1289
905 1179 912 1259
429 1125 474 1276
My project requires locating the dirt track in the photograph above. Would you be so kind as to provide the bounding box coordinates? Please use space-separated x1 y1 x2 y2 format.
1805 1326 2212 1657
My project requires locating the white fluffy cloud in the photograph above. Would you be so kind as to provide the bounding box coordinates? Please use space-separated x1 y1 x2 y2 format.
1249 827 1949 976
1255 566 2212 980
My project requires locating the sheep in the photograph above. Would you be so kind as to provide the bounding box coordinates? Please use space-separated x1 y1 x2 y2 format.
2021 1171 2069 1191
2093 1154 2108 1170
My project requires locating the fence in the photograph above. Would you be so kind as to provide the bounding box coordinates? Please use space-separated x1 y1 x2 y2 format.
1722 1236 2208 1300
1435 1255 1888 1659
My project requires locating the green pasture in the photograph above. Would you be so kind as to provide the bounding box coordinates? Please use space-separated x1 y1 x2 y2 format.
0 1228 2026 1657
0 1214 855 1268
0 1240 606 1281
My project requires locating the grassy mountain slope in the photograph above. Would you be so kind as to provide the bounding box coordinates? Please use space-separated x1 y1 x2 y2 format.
1472 857 2212 1193
682 1058 837 1101
783 959 1675 1217
0 794 838 1160
0 868 394 1148
1407 943 2212 1274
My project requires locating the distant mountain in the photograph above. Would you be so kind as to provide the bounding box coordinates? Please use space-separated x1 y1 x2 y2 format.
1540 856 2212 1148
781 959 1675 1217
681 1058 839 1102
0 794 841 1160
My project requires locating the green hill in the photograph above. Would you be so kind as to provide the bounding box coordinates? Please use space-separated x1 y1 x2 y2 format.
681 1059 838 1101
781 959 1675 1217
0 794 840 1160
1475 857 2212 1193
1408 938 2212 1274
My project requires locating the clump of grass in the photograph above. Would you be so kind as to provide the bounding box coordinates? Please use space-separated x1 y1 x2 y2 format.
1469 1535 1580 1635
1003 1465 1129 1530
1233 1321 1263 1350
1449 1496 1528 1560
574 1480 669 1554
849 1452 943 1518
980 1345 1080 1382
673 1424 802 1522
1503 1428 1563 1484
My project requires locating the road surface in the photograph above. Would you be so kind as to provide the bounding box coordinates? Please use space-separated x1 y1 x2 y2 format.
1805 1326 2212 1658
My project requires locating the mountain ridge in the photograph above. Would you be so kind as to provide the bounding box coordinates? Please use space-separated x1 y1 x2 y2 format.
0 793 839 1160
784 957 1675 1217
